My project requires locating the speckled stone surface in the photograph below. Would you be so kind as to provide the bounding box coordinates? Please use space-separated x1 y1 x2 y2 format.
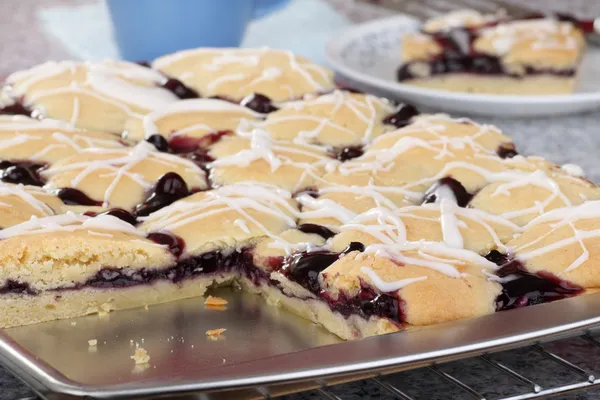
1 1 600 399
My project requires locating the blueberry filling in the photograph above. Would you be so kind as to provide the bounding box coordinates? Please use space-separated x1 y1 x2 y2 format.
383 104 420 128
397 19 578 82
0 161 46 186
240 93 278 114
0 102 32 117
168 130 231 154
297 223 336 239
134 172 190 217
161 78 200 99
497 143 519 159
484 252 584 311
281 242 365 295
84 208 138 226
322 285 403 324
422 177 473 207
57 188 102 206
146 134 170 152
0 279 36 295
334 146 364 161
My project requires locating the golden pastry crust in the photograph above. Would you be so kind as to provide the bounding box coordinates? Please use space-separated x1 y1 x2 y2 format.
328 203 518 255
0 183 63 228
0 213 175 291
471 157 600 226
259 91 395 146
139 183 299 256
0 116 125 165
508 202 600 288
319 251 501 327
42 142 207 211
152 48 334 101
320 115 512 195
124 98 262 142
403 11 584 71
208 130 333 192
6 60 177 133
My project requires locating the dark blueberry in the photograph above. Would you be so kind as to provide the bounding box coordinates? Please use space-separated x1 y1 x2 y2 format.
383 104 420 128
396 65 414 81
497 144 518 159
422 177 473 207
471 55 503 74
298 223 336 239
0 279 36 295
162 78 199 99
147 232 185 258
240 93 278 114
134 172 190 217
361 292 399 321
98 208 138 226
146 134 170 152
485 250 510 267
1 165 44 186
0 103 31 116
169 130 230 154
343 242 365 254
283 250 340 294
495 260 583 311
336 146 364 161
445 55 470 73
57 188 102 206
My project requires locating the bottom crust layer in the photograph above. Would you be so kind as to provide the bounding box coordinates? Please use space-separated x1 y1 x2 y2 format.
401 74 577 95
0 273 235 328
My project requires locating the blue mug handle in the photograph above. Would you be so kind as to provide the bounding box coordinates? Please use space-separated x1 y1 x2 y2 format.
253 0 291 19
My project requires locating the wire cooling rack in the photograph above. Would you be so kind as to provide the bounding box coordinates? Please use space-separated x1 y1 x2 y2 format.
9 331 600 399
272 332 600 400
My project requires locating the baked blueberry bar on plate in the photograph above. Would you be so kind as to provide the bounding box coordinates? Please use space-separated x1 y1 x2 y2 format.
398 10 586 95
0 47 599 340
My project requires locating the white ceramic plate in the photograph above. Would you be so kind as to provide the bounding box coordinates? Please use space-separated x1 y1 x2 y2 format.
326 15 600 117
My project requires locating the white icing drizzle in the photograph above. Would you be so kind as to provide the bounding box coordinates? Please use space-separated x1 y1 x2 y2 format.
360 266 427 292
209 129 332 191
6 60 178 126
257 90 394 145
0 212 144 239
152 47 332 99
0 182 55 216
141 182 297 235
440 199 463 249
562 163 585 177
140 98 262 139
512 201 600 272
43 141 205 208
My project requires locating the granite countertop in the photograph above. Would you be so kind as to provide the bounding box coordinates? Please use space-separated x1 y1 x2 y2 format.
1 1 600 399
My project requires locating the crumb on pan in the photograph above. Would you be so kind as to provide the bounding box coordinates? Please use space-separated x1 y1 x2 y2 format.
131 348 150 364
204 295 228 306
206 328 226 338
88 339 97 347
98 302 113 317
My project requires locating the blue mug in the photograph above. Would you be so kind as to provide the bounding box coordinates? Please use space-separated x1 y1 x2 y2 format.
106 0 290 61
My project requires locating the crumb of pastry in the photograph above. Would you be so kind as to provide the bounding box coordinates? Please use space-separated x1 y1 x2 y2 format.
88 339 97 347
204 295 228 306
206 328 226 339
131 348 150 364
144 304 149 310
70 321 77 326
98 302 113 317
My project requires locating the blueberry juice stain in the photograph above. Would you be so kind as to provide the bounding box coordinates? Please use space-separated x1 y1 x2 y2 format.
485 251 584 311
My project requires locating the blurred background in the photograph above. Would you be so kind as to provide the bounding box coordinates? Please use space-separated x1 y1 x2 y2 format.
3 0 600 76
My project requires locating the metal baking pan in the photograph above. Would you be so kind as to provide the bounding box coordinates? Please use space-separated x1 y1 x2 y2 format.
2 286 600 400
